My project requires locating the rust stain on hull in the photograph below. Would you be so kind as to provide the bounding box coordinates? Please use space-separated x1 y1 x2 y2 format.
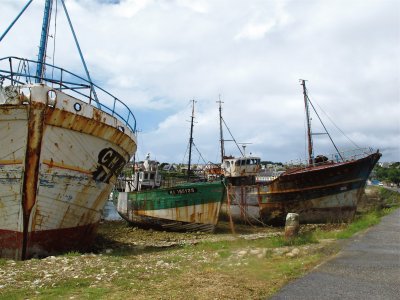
45 108 136 156
22 101 46 259
0 85 137 260
42 159 92 175
0 159 24 165
222 152 381 226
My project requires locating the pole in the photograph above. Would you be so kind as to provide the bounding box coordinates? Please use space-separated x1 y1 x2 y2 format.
187 99 196 180
301 79 314 165
217 96 225 163
35 0 53 83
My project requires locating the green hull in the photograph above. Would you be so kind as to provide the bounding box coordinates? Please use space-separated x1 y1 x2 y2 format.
117 180 225 232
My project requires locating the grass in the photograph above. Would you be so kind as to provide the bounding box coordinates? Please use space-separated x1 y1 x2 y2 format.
0 280 107 300
63 251 82 257
379 187 400 207
271 232 319 247
0 188 398 299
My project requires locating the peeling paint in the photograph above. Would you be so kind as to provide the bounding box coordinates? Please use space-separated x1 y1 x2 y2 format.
0 84 137 259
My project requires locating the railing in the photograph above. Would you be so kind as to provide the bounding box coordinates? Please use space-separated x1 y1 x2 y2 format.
0 56 136 133
285 147 377 169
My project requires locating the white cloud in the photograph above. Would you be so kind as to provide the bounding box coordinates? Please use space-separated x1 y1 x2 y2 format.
177 0 209 14
1 0 399 163
235 21 276 40
111 0 152 18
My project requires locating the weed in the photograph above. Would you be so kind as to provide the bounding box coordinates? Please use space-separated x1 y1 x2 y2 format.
63 251 81 257
270 232 318 247
0 259 6 267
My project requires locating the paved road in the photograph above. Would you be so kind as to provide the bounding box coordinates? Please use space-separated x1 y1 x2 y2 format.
271 208 400 300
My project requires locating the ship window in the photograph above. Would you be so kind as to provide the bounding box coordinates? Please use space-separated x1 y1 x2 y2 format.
73 102 81 112
246 159 251 165
235 160 240 166
150 173 155 180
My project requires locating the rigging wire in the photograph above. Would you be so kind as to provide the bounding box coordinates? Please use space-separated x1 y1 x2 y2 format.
51 0 58 87
181 141 190 166
221 116 244 156
192 141 207 165
305 91 344 161
313 100 361 149
0 0 33 43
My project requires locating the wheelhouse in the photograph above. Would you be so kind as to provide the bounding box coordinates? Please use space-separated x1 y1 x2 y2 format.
222 156 261 178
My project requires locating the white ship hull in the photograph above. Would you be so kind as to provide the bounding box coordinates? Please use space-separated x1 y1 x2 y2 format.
0 84 136 259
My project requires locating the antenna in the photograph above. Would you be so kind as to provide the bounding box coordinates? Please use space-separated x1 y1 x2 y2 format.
238 143 252 156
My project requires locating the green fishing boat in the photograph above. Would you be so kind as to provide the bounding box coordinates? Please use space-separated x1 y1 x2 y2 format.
117 180 225 232
116 101 225 232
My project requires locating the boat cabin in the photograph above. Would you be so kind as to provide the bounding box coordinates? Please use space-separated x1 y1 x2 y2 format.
222 156 261 178
125 153 162 191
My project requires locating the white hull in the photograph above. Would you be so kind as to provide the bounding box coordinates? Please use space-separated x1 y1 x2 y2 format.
221 185 261 223
0 84 136 259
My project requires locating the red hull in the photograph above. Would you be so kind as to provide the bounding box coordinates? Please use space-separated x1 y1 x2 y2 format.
0 223 98 260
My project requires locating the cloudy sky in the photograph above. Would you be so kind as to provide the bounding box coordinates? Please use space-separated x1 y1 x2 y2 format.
1 0 399 164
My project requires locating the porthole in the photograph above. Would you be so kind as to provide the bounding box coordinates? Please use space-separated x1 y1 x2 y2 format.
117 126 125 133
73 102 82 112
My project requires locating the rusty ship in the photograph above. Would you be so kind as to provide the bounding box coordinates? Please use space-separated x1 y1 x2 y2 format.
217 82 381 225
258 80 381 224
259 148 381 224
0 0 137 259
116 101 225 233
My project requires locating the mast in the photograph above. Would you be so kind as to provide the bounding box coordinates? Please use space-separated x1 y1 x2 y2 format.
301 79 314 165
217 96 225 163
187 99 196 180
35 0 53 83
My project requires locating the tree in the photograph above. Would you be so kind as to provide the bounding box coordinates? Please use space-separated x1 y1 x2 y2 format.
374 163 400 185
387 168 400 185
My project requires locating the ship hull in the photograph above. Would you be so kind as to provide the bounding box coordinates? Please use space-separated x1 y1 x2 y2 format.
0 85 136 259
117 181 225 232
220 185 261 224
221 152 381 225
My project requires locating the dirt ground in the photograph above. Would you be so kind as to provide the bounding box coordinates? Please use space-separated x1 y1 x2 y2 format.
0 187 390 299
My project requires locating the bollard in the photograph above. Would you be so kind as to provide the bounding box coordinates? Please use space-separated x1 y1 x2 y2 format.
284 213 299 240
